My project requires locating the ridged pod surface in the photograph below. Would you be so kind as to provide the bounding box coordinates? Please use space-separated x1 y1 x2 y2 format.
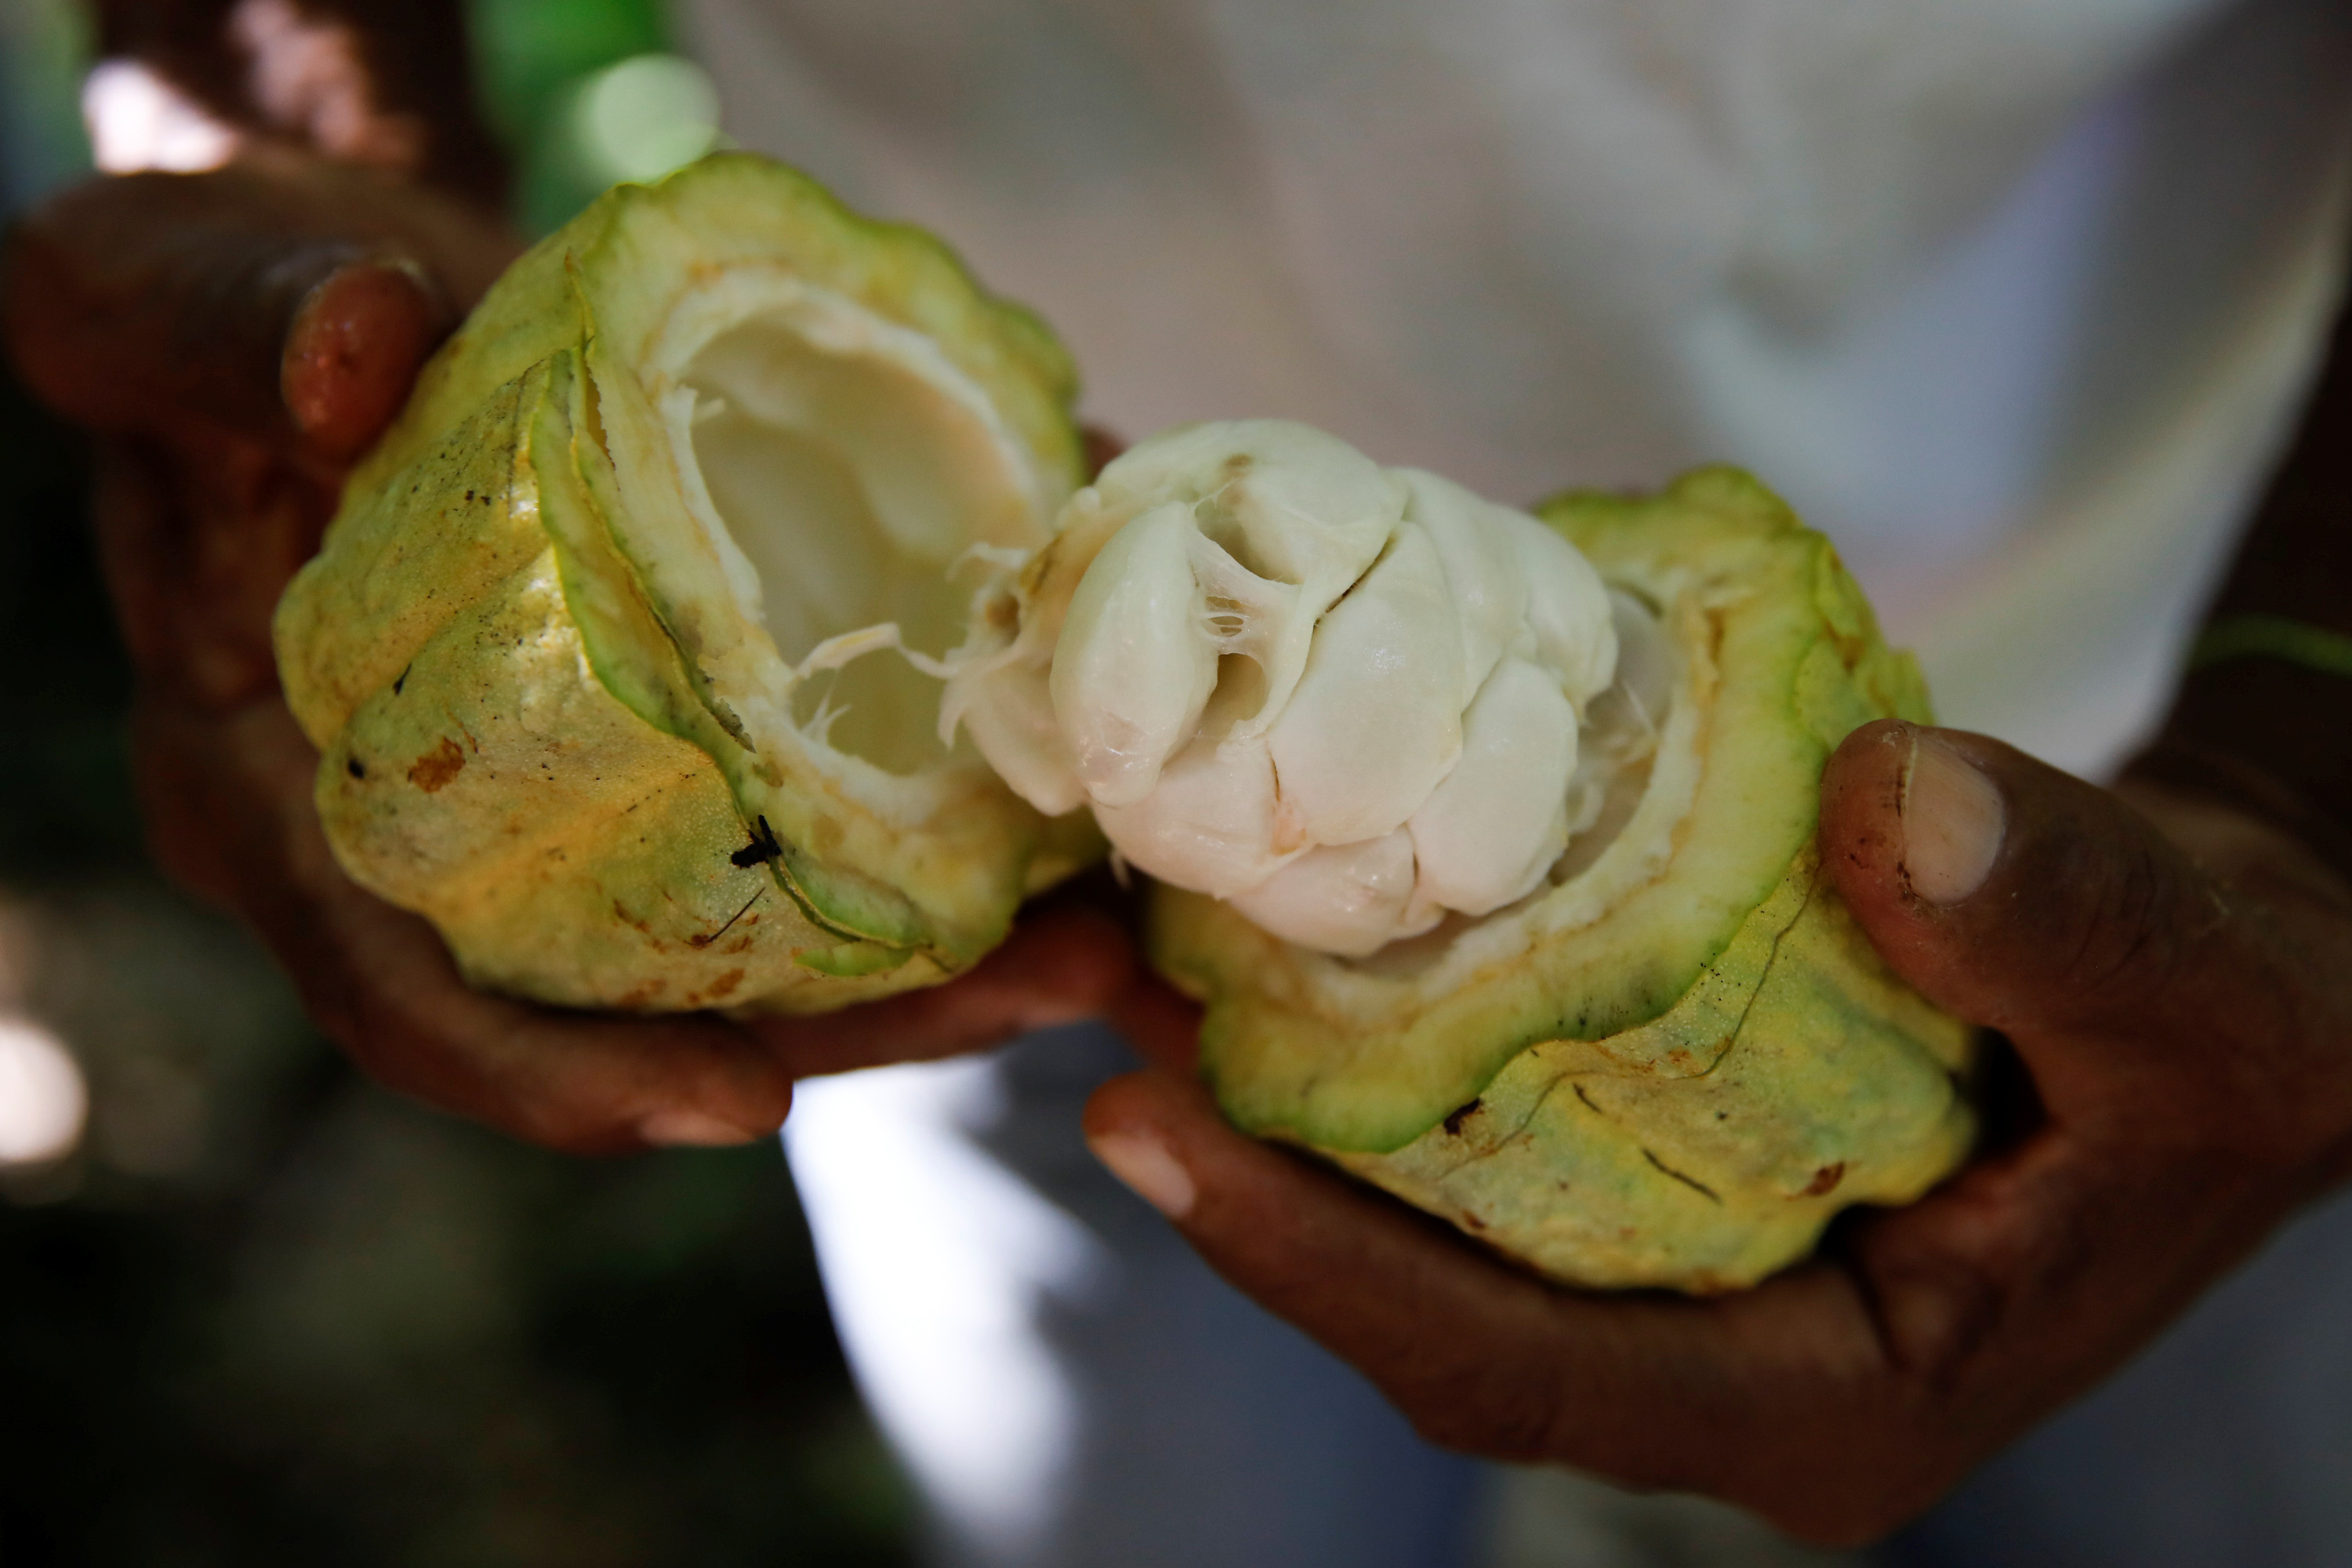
275 155 1094 1013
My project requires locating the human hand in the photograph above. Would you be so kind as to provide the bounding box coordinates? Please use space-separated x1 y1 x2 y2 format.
1084 718 2352 1542
3 162 1135 1153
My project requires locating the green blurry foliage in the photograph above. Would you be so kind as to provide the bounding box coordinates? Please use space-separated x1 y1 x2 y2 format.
471 0 673 145
470 0 720 235
0 0 92 210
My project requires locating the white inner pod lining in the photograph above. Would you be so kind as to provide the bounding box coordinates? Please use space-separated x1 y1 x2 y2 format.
644 266 1053 779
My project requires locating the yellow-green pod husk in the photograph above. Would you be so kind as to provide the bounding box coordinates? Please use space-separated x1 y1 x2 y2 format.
1154 468 1976 1291
274 154 1098 1014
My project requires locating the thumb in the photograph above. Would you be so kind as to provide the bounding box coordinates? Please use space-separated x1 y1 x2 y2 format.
3 169 470 463
1820 720 2264 1069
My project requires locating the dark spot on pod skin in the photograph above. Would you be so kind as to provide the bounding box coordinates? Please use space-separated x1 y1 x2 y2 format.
1443 1098 1483 1137
347 757 367 780
1642 1148 1722 1204
1803 1163 1846 1196
408 738 466 793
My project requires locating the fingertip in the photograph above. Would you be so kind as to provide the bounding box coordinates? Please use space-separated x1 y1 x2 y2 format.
1822 720 2008 981
1904 732 2008 906
1820 719 1915 893
1083 1066 1578 1408
1085 1064 1232 1156
1083 1085 1198 1218
637 1109 776 1148
478 1028 792 1154
1082 1064 1181 1140
1083 1068 1231 1219
1825 721 2010 914
1823 721 2251 1047
282 257 448 463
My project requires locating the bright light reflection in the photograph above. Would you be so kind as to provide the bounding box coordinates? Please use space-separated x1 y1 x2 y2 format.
82 58 241 174
786 1059 1111 1562
572 53 720 186
0 1016 87 1167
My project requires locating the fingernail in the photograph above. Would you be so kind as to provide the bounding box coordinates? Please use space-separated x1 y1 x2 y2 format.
1903 730 2005 906
638 1110 760 1147
1087 1128 1196 1219
282 257 441 459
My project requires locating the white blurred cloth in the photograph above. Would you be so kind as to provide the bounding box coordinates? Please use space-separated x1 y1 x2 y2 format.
688 0 2352 775
784 1026 1482 1568
684 0 2352 1562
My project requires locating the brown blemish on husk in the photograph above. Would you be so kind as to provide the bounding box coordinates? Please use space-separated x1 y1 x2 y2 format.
408 738 466 792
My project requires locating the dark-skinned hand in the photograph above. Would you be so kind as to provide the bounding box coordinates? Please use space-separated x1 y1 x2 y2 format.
2 158 1134 1154
1086 719 2352 1544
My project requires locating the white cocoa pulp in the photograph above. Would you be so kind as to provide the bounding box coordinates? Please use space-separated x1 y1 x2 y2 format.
942 420 1673 958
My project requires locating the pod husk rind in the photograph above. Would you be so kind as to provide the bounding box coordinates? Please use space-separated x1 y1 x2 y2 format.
274 155 1092 1012
1160 466 1974 1290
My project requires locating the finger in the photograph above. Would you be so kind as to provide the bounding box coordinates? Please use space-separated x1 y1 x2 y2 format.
1819 721 2311 1098
7 173 365 442
281 256 448 462
1838 1116 2245 1408
89 434 332 710
138 688 800 1152
1083 1066 1613 1458
312 873 802 1153
1080 1068 1904 1523
1821 731 2351 1417
745 902 1140 1078
3 165 506 454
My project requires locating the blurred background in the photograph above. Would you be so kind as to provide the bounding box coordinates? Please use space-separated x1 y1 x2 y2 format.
0 3 916 1563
